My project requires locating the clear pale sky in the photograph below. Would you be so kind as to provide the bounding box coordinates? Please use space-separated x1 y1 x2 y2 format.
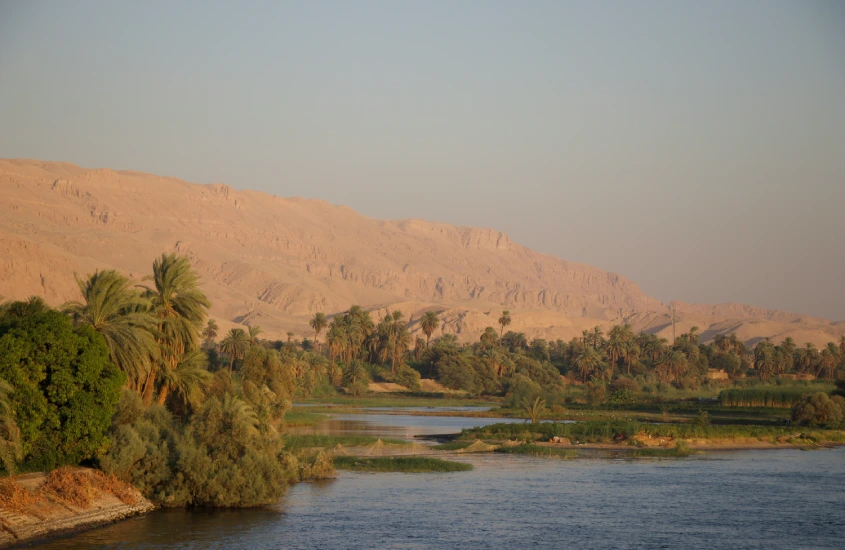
1 1 843 320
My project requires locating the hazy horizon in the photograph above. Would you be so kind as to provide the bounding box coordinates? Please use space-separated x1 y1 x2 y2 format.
1 1 843 320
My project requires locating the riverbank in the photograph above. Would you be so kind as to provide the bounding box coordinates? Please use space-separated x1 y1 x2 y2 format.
0 468 154 548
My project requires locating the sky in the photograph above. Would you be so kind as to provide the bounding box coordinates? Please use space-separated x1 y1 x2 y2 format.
1 1 844 320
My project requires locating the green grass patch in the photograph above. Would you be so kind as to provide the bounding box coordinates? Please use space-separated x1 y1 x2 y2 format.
431 440 476 451
283 410 327 426
496 444 578 459
333 456 473 473
283 434 411 451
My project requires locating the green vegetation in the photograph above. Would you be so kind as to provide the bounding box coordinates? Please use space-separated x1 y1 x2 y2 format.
0 305 124 471
720 387 824 408
792 393 845 426
282 434 410 452
333 456 472 473
461 420 845 446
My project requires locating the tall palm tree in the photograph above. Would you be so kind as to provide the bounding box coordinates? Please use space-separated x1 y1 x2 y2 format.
498 310 512 337
202 319 219 346
420 311 440 347
604 336 625 369
63 269 159 390
309 312 328 351
141 254 210 403
688 326 700 346
797 343 818 375
388 310 411 374
220 328 250 372
818 348 837 380
286 331 294 344
621 340 640 375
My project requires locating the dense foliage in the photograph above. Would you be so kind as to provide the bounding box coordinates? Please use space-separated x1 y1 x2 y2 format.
0 306 124 470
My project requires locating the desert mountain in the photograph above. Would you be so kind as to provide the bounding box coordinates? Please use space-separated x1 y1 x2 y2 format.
1 158 842 347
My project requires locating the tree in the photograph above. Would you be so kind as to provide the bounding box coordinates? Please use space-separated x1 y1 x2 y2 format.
286 331 294 344
604 336 625 369
309 312 328 351
0 379 22 475
0 307 124 470
220 328 249 372
63 270 158 390
818 348 838 380
420 311 440 347
203 319 219 346
157 349 211 408
498 310 511 337
141 254 210 403
574 347 601 383
247 324 263 345
521 396 547 424
621 340 640 375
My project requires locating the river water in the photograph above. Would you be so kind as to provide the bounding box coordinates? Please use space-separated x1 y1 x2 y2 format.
32 409 845 549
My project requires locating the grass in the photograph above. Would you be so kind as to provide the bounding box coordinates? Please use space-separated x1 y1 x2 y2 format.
283 434 411 451
283 410 327 426
431 441 476 451
496 444 578 459
333 456 473 473
461 420 845 445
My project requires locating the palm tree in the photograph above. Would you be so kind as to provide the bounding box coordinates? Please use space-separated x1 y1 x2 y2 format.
688 326 700 346
413 336 426 362
818 348 837 380
574 347 601 383
420 311 440 347
220 393 259 441
63 270 159 390
141 253 210 403
498 310 512 337
246 324 263 345
387 311 411 374
521 396 547 424
604 336 625 369
0 379 22 475
797 343 818 375
202 319 219 346
591 326 604 349
220 328 249 372
621 340 640 375
287 331 294 344
157 349 211 408
309 312 328 351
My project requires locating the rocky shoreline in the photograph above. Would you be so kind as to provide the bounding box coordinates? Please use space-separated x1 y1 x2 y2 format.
0 470 154 548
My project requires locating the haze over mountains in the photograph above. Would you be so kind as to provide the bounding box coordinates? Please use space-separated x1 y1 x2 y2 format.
1 158 842 347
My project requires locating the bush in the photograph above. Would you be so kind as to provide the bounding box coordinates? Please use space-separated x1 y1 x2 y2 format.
504 375 543 408
792 393 845 427
390 365 422 391
0 309 125 470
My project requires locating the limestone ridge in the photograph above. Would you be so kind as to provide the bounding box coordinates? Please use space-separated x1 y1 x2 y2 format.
0 158 841 346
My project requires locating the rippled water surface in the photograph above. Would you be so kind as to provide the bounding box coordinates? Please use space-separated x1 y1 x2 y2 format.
33 410 845 549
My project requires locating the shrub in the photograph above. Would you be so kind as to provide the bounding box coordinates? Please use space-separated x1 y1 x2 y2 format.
792 393 845 426
390 365 422 391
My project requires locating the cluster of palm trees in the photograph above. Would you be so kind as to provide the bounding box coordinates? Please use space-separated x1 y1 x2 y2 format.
322 307 439 374
63 254 212 409
753 337 845 381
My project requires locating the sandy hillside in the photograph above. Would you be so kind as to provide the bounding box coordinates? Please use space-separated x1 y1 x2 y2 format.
0 158 841 346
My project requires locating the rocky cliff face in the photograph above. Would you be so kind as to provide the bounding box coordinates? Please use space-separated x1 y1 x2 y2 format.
0 158 840 346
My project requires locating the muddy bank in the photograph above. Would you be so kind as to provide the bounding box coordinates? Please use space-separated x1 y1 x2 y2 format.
0 468 154 548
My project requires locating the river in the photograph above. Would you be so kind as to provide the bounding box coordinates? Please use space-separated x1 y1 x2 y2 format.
31 409 845 549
